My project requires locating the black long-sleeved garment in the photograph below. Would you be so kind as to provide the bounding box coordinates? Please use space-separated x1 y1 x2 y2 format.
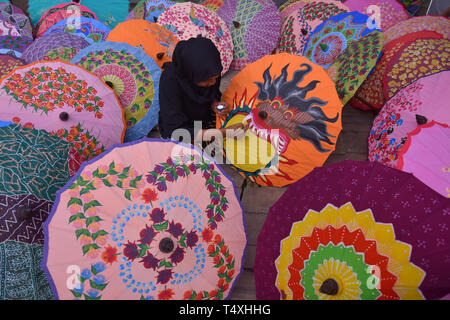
158 37 223 140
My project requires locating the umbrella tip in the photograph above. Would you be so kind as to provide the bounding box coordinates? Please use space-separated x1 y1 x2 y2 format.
233 21 241 29
16 206 33 221
159 237 174 253
59 112 69 121
105 81 114 89
415 114 428 125
156 52 165 60
301 28 308 36
319 278 339 296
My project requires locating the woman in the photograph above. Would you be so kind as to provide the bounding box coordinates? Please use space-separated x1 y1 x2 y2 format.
158 36 246 144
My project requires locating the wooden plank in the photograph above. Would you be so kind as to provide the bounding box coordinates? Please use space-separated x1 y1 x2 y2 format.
229 270 257 300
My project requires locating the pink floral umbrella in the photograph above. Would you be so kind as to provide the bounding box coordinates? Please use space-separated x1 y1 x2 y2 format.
279 0 314 22
42 139 247 300
0 60 125 176
368 71 450 169
397 121 450 198
157 2 233 75
344 0 409 31
34 2 98 38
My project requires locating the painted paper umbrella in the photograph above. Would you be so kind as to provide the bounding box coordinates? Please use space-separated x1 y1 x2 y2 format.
22 32 90 64
217 53 343 187
42 139 247 300
0 60 126 176
126 0 177 23
327 31 383 106
199 0 224 12
303 11 381 70
396 121 450 199
157 2 233 74
214 0 281 71
276 0 349 56
0 2 33 39
368 71 450 169
0 35 32 58
344 0 408 32
254 160 450 300
33 2 98 38
0 53 25 78
71 42 162 142
43 17 111 44
350 30 443 112
279 0 315 22
106 19 178 69
383 16 450 46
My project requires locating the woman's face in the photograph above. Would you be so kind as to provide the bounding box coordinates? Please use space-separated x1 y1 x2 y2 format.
196 74 219 87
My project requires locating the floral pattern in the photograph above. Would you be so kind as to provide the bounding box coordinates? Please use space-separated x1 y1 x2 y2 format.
0 36 32 58
0 54 24 79
42 47 81 62
70 262 109 300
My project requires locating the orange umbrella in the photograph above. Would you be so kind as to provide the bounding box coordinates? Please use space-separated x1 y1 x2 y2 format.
217 53 343 187
107 19 178 69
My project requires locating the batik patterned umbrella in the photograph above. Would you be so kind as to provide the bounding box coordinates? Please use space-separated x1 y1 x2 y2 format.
71 42 161 142
383 16 450 46
22 32 89 64
344 0 408 31
327 31 383 105
106 19 178 69
276 0 349 55
350 31 443 112
0 123 71 246
33 2 98 38
126 0 177 23
368 71 450 168
157 2 233 74
0 60 125 176
0 53 25 78
43 17 111 44
0 3 33 39
0 35 32 58
215 0 281 70
303 11 381 69
42 139 247 300
397 121 450 199
217 53 343 187
254 160 450 300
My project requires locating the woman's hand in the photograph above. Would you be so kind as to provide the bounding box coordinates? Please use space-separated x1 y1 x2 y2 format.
211 101 230 117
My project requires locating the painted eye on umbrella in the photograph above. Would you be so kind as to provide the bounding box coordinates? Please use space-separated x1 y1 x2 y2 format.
283 110 294 120
258 110 269 120
59 112 69 121
271 100 281 109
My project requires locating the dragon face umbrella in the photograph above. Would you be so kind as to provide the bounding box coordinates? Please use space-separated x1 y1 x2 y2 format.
157 2 233 74
0 3 33 39
369 71 450 169
397 121 450 199
106 19 178 69
42 139 247 300
71 42 162 142
43 17 111 44
303 11 381 70
126 0 177 23
215 0 281 71
33 2 98 38
327 31 383 106
383 16 450 46
217 53 343 187
0 35 32 58
344 0 408 32
0 60 125 176
276 0 348 55
254 160 450 300
22 32 90 64
0 53 25 78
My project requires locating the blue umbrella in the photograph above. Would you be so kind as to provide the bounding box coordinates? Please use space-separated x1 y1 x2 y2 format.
70 41 161 142
303 11 381 69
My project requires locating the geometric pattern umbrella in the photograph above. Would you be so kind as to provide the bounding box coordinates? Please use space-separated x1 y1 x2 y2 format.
0 2 33 39
126 0 177 23
327 31 383 105
42 139 247 300
215 0 281 70
157 2 234 74
22 32 90 64
0 35 32 58
276 0 348 55
71 42 162 142
43 17 111 44
303 11 381 69
0 60 125 176
0 53 25 78
368 71 450 168
397 121 450 198
0 124 71 246
217 53 343 187
344 0 409 32
254 160 450 300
